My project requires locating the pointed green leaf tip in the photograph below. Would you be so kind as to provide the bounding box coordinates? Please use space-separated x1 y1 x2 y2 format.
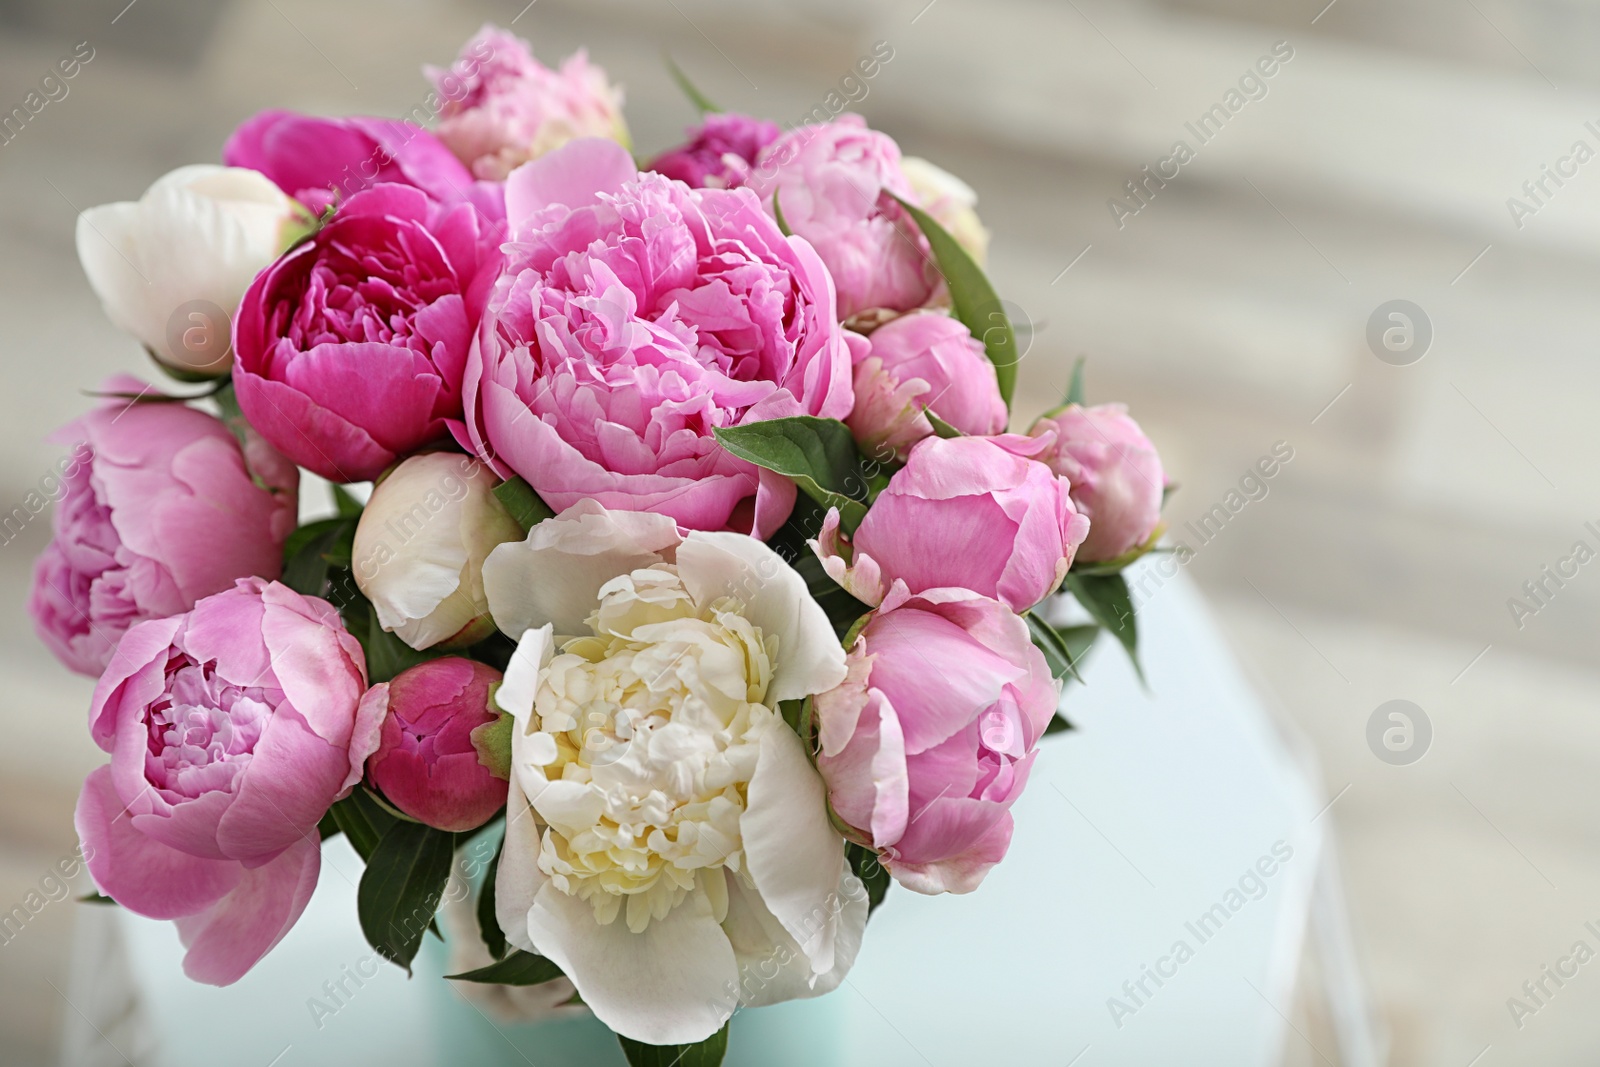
663 52 721 115
889 193 1018 406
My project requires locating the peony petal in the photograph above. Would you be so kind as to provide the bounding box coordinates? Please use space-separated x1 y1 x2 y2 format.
174 833 320 985
75 765 242 920
740 723 848 976
817 688 909 849
494 771 547 955
504 137 638 229
721 861 867 1008
885 810 1013 895
676 532 847 704
483 500 681 639
525 880 737 1046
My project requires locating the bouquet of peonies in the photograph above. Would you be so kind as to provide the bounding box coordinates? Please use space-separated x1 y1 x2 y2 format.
33 23 1168 1063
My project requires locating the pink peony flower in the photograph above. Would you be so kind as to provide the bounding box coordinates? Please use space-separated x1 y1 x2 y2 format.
813 434 1088 612
234 183 503 483
846 310 1007 460
459 138 857 537
746 114 933 322
360 657 506 833
426 25 629 182
74 578 378 985
223 109 504 220
646 112 781 190
814 583 1058 894
29 379 298 677
1029 404 1165 563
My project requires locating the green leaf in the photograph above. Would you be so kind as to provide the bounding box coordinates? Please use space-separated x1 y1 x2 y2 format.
470 706 514 782
1064 573 1143 683
477 836 507 961
1043 713 1074 735
358 820 456 972
847 842 891 915
663 52 721 115
890 193 1018 406
318 808 342 840
78 892 117 905
492 475 555 534
1026 613 1094 685
772 189 793 237
1065 356 1087 407
714 417 870 532
330 787 400 863
1069 535 1166 577
926 410 963 439
447 949 567 986
365 611 440 684
332 483 365 518
281 519 355 597
618 1021 730 1067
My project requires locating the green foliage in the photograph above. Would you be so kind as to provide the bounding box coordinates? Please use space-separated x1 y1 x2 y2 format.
492 475 555 534
447 950 567 986
890 193 1018 406
1064 573 1143 683
357 820 456 972
847 842 891 915
618 1021 730 1067
714 418 871 532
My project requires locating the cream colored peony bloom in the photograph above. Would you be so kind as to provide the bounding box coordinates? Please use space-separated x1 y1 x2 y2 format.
75 164 312 377
482 500 864 1046
353 453 524 650
901 155 991 266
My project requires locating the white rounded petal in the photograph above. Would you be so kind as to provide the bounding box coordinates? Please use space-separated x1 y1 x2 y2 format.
355 454 520 650
498 625 554 730
676 531 848 704
494 772 546 955
483 499 682 638
76 202 149 340
721 861 867 1008
525 880 737 1046
76 164 306 372
740 722 851 975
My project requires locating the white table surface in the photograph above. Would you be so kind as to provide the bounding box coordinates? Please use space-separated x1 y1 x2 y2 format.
65 567 1333 1067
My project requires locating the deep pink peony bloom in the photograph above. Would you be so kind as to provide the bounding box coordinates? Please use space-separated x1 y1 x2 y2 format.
234 183 503 482
646 112 781 190
29 379 298 677
223 109 504 220
1030 404 1165 563
814 434 1088 612
846 310 1007 460
746 114 933 321
360 657 506 832
74 578 378 985
459 138 857 537
814 583 1058 894
426 25 628 182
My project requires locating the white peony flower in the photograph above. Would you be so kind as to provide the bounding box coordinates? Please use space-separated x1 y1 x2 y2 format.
353 452 524 650
75 164 312 377
482 500 864 1045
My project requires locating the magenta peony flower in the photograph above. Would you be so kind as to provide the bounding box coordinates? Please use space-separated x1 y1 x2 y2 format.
814 583 1058 894
234 183 503 483
459 138 857 537
223 109 504 220
29 380 298 677
746 114 933 321
646 112 781 190
1030 403 1165 563
846 310 1007 460
813 434 1088 612
74 578 378 985
426 24 628 181
360 657 506 832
